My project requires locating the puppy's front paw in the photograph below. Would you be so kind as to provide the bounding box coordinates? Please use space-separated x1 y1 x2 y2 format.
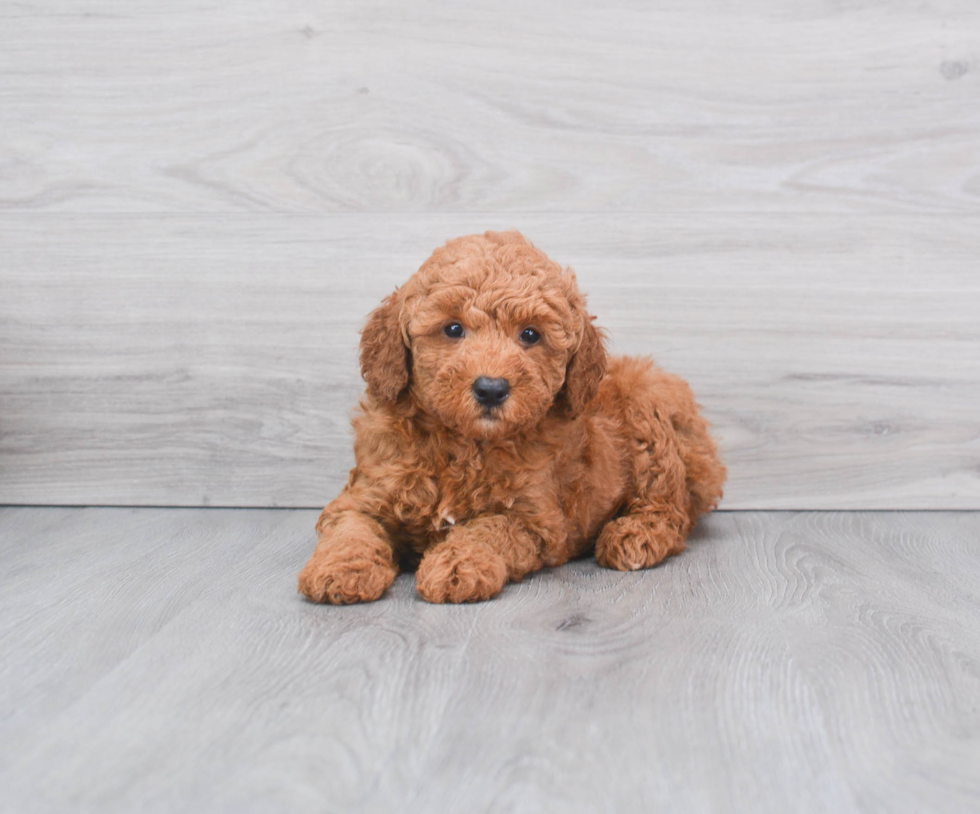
416 539 508 604
298 539 397 605
595 513 686 571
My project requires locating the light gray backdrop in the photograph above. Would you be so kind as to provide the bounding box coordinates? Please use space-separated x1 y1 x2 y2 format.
2 0 978 509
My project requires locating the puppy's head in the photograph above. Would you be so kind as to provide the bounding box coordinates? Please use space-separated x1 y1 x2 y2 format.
360 231 606 439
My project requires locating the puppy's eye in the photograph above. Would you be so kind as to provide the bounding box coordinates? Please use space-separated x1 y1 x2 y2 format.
443 322 465 339
520 327 541 345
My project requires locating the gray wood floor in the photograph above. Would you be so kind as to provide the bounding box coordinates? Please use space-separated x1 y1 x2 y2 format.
2 507 978 813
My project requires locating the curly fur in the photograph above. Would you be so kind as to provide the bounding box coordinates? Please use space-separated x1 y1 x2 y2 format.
298 230 726 604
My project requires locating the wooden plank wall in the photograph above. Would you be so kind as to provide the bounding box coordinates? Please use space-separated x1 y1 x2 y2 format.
1 1 978 509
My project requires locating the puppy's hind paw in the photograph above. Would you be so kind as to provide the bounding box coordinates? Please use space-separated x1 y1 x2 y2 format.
595 513 686 572
416 540 508 604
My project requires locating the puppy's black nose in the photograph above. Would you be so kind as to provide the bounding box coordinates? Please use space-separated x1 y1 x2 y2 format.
472 376 510 408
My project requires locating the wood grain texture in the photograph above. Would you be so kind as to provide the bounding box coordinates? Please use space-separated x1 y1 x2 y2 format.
2 214 978 509
2 1 979 508
0 1 978 214
1 508 979 813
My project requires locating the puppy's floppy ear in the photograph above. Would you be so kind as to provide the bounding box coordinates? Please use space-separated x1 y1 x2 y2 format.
359 290 410 401
558 313 607 417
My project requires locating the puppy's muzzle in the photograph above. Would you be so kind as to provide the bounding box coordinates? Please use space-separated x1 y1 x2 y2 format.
472 376 510 408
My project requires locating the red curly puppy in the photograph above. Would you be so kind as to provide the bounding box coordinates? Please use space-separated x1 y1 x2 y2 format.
298 231 726 604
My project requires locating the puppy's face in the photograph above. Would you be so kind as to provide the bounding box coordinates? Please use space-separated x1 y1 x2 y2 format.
360 232 607 439
407 279 574 439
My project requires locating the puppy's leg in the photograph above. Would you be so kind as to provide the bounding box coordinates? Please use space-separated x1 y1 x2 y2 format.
595 407 692 571
298 503 398 604
416 516 543 604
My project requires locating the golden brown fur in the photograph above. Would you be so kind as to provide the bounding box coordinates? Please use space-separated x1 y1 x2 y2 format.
298 231 726 604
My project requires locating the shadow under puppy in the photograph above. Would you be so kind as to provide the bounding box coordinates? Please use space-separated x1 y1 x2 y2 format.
299 230 726 604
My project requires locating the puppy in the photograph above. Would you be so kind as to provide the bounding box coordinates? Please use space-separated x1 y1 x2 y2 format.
298 231 725 604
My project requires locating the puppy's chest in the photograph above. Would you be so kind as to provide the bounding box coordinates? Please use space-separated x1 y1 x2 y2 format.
416 446 540 533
